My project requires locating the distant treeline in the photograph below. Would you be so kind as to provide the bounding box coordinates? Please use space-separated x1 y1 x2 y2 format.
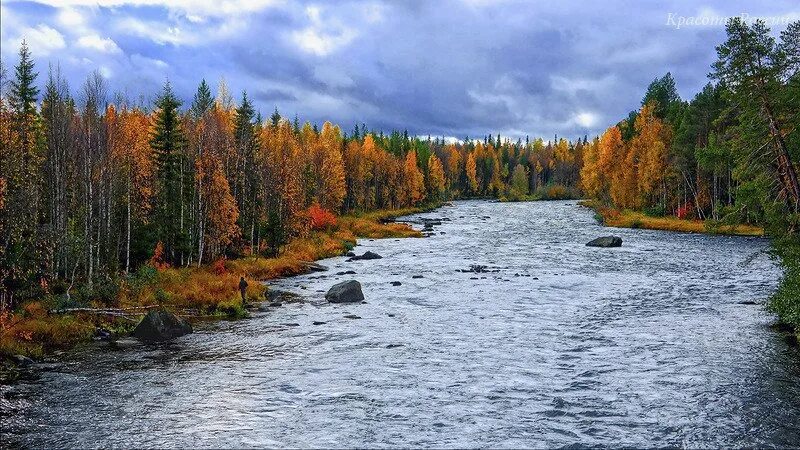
0 43 585 308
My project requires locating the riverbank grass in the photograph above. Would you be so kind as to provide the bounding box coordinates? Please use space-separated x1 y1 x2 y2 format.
0 206 425 359
580 200 764 236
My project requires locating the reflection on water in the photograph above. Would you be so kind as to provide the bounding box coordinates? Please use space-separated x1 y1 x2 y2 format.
2 200 799 448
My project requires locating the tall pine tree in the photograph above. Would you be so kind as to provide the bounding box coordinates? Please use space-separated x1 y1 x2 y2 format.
191 79 214 118
150 81 189 264
1 41 44 306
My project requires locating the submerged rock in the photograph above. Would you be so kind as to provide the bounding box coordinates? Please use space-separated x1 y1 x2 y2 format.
303 262 329 272
109 337 140 350
586 236 623 247
93 327 113 341
258 301 284 311
461 264 499 273
266 289 302 303
348 251 382 261
132 309 193 342
325 280 365 303
12 354 34 367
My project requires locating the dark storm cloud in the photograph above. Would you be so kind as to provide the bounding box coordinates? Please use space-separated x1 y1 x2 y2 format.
2 0 799 139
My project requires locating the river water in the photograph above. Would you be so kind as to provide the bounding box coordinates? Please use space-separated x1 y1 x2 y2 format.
2 200 799 448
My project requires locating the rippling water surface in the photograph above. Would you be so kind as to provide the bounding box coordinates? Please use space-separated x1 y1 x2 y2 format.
3 200 799 448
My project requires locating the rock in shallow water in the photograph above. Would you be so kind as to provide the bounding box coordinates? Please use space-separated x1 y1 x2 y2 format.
586 236 623 247
348 251 382 261
109 337 140 350
325 280 365 303
302 262 329 272
12 354 34 367
132 309 192 342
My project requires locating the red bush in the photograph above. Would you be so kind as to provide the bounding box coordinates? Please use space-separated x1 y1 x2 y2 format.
148 241 171 271
308 203 337 231
676 203 693 220
212 257 228 275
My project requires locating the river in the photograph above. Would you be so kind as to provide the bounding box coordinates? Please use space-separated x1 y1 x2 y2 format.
2 200 798 448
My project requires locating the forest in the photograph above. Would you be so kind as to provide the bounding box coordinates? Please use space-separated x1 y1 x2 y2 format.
1 17 799 354
0 41 584 317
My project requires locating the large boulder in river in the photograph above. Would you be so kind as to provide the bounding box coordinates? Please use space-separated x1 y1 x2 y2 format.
586 236 623 247
132 309 193 342
325 280 365 303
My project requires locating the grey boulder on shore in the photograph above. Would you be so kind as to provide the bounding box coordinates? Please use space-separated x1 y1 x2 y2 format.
325 280 365 303
132 309 193 342
586 236 623 247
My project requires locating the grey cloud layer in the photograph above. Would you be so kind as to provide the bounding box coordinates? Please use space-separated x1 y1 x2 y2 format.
1 0 798 139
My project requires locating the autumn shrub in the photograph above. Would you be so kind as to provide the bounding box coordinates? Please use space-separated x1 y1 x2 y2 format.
212 257 228 275
676 203 694 220
308 203 338 231
148 241 171 271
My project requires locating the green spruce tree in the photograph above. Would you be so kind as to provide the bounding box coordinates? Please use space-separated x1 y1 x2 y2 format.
150 81 189 264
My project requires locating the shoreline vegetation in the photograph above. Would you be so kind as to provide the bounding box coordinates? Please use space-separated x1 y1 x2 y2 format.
579 199 764 237
0 205 430 362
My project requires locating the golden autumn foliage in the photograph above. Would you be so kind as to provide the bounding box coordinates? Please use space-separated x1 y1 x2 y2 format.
465 152 478 194
317 122 347 211
404 150 426 204
199 155 239 252
632 103 670 205
580 137 603 198
427 154 446 200
582 104 671 210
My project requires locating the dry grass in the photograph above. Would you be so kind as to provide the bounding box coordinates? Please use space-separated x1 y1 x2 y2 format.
1 302 111 357
580 200 764 236
1 206 424 358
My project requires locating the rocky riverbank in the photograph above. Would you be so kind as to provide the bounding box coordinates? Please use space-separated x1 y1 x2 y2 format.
0 205 439 373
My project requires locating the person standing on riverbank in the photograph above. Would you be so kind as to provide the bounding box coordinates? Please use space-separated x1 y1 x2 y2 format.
239 277 249 304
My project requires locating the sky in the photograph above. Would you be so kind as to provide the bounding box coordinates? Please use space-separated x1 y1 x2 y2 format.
1 0 799 141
